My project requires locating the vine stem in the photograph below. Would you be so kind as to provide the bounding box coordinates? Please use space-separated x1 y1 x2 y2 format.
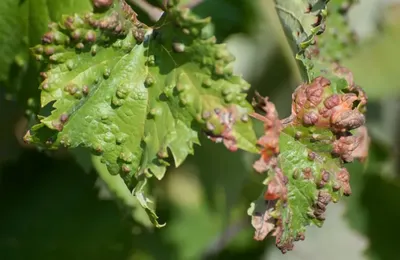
128 0 164 22
128 0 205 22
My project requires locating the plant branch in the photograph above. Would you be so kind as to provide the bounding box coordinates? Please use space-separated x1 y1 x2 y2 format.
128 0 204 22
128 0 164 22
183 0 204 9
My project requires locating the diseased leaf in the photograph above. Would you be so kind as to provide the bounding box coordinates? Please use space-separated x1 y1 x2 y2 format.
311 0 358 62
301 0 361 83
248 73 368 253
24 0 258 224
273 0 329 81
132 177 165 227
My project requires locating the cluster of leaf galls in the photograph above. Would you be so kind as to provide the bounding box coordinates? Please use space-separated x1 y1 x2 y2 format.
24 0 259 229
250 71 368 253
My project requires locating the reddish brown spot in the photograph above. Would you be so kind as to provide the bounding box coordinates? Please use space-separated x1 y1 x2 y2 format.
324 94 340 109
94 146 103 154
205 106 239 153
312 14 323 27
264 168 288 201
251 93 282 172
42 32 54 44
332 135 360 162
315 76 331 88
82 85 89 95
303 111 319 125
134 29 145 43
317 170 330 188
40 72 48 80
305 3 312 13
121 164 131 173
305 83 324 106
60 113 69 123
115 24 122 33
331 110 365 132
52 120 63 131
337 168 351 195
92 0 114 9
308 151 316 160
321 170 330 182
275 226 295 254
86 31 96 42
303 167 313 179
313 190 331 220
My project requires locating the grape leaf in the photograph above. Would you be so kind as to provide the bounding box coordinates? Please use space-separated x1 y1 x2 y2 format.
273 0 328 81
313 0 358 62
248 74 368 253
24 0 258 224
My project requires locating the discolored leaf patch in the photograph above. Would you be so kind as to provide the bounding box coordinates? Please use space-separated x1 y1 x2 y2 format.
248 75 368 253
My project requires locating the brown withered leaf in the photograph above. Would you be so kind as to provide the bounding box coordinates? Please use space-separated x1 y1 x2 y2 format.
251 93 282 173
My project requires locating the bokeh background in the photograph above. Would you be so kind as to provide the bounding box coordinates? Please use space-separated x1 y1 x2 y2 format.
1 0 399 259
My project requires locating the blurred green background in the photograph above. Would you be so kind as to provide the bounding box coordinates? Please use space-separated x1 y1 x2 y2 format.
1 0 400 259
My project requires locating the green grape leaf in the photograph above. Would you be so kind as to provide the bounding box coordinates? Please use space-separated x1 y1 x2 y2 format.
274 0 361 82
273 0 328 81
24 0 258 224
248 75 368 253
132 177 166 228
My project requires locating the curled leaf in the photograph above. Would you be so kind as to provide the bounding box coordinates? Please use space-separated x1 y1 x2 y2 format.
133 178 166 228
251 93 282 173
249 75 368 253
